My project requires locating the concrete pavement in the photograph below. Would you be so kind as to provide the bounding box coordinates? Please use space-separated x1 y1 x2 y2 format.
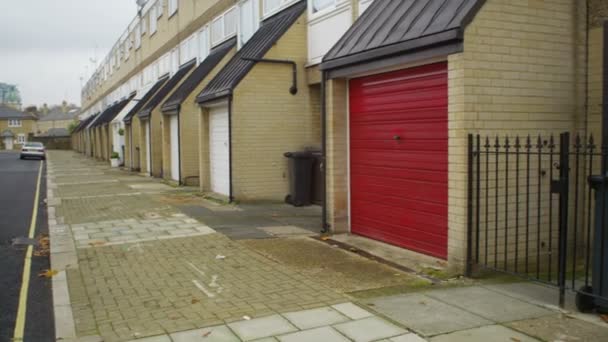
47 150 608 342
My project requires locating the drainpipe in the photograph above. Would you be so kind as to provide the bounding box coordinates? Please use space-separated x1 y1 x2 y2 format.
228 97 234 203
177 110 182 185
321 71 329 234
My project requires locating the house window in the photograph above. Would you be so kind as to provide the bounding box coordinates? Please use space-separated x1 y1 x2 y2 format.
180 33 198 65
134 25 142 49
8 119 22 127
141 16 147 35
358 0 373 15
17 134 26 144
198 27 209 62
157 0 164 18
211 6 238 46
150 7 158 34
238 0 259 48
168 0 178 17
311 0 334 13
263 0 296 17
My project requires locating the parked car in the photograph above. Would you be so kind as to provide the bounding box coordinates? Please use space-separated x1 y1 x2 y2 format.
20 142 45 160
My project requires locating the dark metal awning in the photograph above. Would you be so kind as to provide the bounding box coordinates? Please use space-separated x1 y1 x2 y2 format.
162 38 236 115
137 59 197 120
90 96 134 129
320 0 484 73
123 75 170 124
196 0 306 104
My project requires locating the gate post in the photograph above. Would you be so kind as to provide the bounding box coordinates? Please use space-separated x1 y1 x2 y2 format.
558 132 570 308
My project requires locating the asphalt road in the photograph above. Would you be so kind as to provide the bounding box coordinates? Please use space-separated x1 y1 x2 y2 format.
0 151 54 342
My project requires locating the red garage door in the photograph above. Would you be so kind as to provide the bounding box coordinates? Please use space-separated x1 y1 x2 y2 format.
349 62 448 259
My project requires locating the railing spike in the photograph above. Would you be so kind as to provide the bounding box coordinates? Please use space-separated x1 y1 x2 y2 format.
515 136 521 149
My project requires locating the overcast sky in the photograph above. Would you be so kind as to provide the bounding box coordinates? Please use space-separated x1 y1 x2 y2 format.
0 0 138 107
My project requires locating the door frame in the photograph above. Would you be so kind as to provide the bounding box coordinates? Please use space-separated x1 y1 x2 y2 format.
345 58 449 250
169 114 181 182
207 101 231 197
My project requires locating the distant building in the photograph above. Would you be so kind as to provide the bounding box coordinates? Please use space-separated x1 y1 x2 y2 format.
35 101 80 136
0 104 37 150
0 83 22 109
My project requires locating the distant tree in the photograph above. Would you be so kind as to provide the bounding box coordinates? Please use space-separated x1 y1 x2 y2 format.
68 120 79 134
0 83 22 108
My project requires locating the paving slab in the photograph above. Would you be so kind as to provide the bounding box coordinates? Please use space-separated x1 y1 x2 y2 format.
283 306 349 330
277 326 350 342
366 293 491 336
228 315 298 341
429 325 539 342
388 334 428 342
506 314 608 342
170 325 240 342
333 317 407 342
425 286 553 323
483 282 577 311
331 303 374 320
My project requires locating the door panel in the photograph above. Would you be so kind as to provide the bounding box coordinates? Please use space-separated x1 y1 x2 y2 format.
349 62 448 259
209 107 230 196
170 115 180 181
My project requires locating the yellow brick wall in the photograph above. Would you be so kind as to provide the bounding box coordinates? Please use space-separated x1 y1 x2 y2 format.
36 119 73 134
325 78 349 233
0 119 37 150
587 27 603 141
199 106 211 191
230 12 322 201
446 0 589 271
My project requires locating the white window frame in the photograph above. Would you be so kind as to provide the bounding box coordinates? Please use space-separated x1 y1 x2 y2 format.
157 0 164 18
238 0 260 49
168 0 178 17
198 26 210 63
149 6 158 35
17 134 26 144
357 0 373 16
263 0 297 18
134 24 142 50
211 6 238 47
309 0 337 16
8 119 22 127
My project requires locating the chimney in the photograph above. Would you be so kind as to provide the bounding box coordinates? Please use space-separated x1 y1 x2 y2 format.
62 100 68 113
43 103 49 115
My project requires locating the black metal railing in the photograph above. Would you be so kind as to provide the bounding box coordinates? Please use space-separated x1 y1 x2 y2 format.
468 132 608 310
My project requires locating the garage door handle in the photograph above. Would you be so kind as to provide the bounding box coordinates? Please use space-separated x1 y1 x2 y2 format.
393 135 401 141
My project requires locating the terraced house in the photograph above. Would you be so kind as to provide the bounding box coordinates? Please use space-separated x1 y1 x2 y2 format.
1 104 37 150
73 0 606 273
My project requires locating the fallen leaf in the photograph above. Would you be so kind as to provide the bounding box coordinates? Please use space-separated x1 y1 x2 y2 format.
600 315 608 323
191 298 200 304
320 236 330 241
88 240 106 247
202 331 212 337
38 269 58 278
510 338 521 342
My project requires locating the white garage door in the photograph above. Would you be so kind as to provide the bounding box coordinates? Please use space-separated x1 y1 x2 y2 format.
209 106 230 196
170 115 180 181
145 121 151 175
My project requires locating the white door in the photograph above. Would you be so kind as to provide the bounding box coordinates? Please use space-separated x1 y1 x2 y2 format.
4 137 13 150
170 115 180 181
209 106 230 196
145 121 151 175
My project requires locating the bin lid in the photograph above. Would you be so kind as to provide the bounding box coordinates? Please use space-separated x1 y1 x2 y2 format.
589 175 608 189
284 151 315 159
